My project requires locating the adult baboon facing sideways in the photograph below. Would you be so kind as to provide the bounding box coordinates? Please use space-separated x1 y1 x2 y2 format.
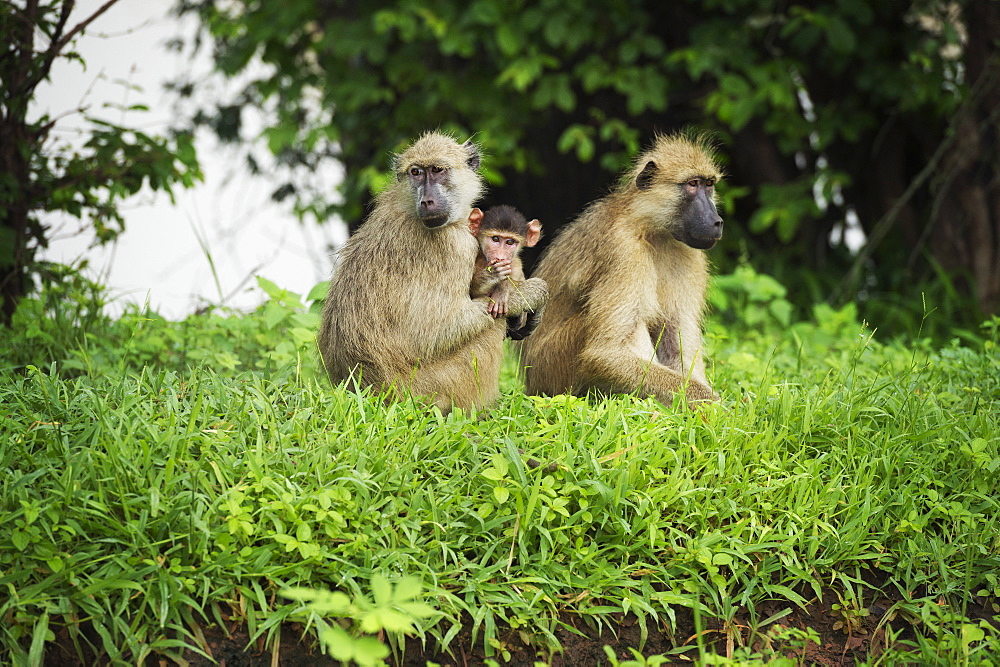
319 132 543 414
522 133 724 406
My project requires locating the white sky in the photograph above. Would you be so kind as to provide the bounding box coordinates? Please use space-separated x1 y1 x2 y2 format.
34 1 346 318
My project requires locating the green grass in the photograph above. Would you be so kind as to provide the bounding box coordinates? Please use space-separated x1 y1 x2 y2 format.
1 273 999 665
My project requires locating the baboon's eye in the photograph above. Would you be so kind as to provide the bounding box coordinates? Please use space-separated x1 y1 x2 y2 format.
491 236 501 243
705 178 716 187
506 239 517 246
687 179 699 188
430 166 445 174
410 167 422 176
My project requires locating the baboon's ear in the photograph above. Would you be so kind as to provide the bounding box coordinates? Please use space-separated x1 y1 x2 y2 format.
463 140 481 171
525 219 542 247
468 208 483 235
636 161 657 190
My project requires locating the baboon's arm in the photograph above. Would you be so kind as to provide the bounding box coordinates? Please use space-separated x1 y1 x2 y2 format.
471 265 503 299
410 297 496 360
579 329 715 403
576 276 714 404
496 277 549 318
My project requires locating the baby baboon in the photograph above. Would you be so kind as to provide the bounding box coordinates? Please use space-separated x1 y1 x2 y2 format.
522 133 724 405
468 205 548 339
318 132 543 414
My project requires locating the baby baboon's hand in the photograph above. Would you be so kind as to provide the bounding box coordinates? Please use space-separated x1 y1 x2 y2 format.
487 282 511 318
488 297 509 318
489 258 513 278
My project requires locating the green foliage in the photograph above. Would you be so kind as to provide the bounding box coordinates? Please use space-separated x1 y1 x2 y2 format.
681 624 819 666
603 644 673 667
0 269 320 378
283 575 437 666
0 1 201 321
175 0 998 333
0 276 998 663
830 588 871 635
0 262 114 373
710 263 795 331
41 120 201 242
870 605 1000 666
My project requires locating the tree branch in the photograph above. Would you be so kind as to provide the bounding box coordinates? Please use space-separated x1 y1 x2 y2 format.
25 0 75 94
10 0 41 104
53 0 123 56
832 58 1000 304
23 0 124 96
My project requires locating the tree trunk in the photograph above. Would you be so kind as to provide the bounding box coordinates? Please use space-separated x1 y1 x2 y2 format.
930 0 1000 314
0 123 32 326
0 1 37 325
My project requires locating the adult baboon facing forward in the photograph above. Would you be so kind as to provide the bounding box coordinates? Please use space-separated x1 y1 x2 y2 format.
522 133 724 405
319 132 544 414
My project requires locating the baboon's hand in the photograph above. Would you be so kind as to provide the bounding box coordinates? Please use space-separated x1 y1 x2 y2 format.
488 297 509 318
488 258 513 278
684 380 719 405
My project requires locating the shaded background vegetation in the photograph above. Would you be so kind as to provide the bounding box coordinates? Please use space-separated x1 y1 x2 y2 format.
2 1 997 340
171 0 999 338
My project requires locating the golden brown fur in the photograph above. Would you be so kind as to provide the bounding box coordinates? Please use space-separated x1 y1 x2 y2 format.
319 132 537 413
522 133 723 405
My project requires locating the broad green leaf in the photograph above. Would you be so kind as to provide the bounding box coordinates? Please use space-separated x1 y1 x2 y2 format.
296 521 313 542
370 573 392 607
496 23 520 57
319 622 357 661
306 281 329 302
11 530 29 551
825 16 856 53
393 576 423 602
353 635 391 666
29 612 49 667
493 486 510 504
481 467 506 481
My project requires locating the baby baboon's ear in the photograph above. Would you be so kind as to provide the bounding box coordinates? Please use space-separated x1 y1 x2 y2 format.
468 208 484 236
525 219 542 248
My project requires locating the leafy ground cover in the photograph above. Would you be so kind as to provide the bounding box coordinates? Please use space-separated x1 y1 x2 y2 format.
1 270 998 666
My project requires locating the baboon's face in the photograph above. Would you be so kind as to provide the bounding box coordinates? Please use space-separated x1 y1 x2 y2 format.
406 164 453 228
395 136 482 229
635 156 724 250
674 176 723 249
478 230 523 267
